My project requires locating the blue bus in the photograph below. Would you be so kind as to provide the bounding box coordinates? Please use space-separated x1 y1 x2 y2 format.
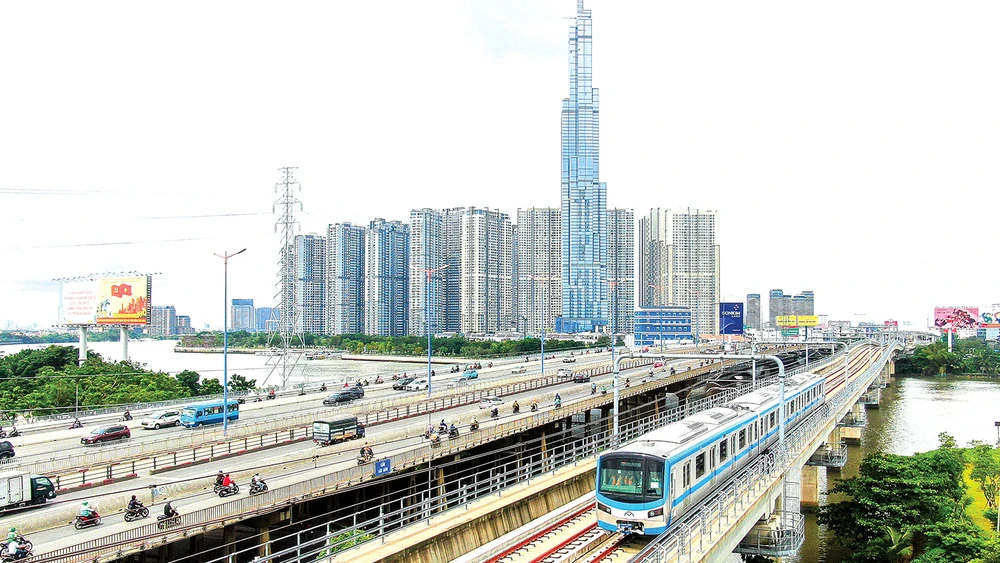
179 399 240 428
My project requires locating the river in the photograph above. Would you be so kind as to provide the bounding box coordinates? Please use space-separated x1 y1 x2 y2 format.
0 340 432 387
792 375 1000 562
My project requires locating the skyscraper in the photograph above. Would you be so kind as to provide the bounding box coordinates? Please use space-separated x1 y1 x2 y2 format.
294 234 326 335
150 305 177 336
558 0 607 334
516 208 562 336
231 299 254 332
365 219 409 336
768 289 815 326
746 294 762 331
459 207 513 334
409 209 461 336
639 208 721 336
608 208 634 334
327 222 366 335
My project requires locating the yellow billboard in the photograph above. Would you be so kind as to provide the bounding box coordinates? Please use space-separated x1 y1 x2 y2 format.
776 315 818 327
94 276 151 326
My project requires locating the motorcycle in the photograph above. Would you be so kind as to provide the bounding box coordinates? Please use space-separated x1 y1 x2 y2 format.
319 384 327 392
253 396 263 403
0 547 31 562
554 398 562 409
123 505 150 522
217 484 240 498
512 404 520 414
249 480 268 495
591 387 597 395
357 453 373 465
266 393 276 401
69 419 83 430
448 427 459 439
490 407 499 419
156 512 181 529
0 430 6 439
6 428 19 438
391 374 400 381
3 537 32 553
470 422 479 432
487 362 493 368
530 403 538 412
601 388 607 395
625 379 631 388
120 412 133 422
74 513 102 529
374 376 384 384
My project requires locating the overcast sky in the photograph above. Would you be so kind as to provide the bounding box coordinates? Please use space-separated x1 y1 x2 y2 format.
1 1 997 330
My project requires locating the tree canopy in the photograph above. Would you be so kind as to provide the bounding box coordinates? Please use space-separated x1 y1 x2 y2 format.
896 339 1000 376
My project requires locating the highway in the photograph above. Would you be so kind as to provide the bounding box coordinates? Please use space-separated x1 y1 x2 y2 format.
6 350 720 551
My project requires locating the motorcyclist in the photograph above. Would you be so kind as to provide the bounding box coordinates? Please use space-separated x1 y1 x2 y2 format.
438 419 448 434
70 418 83 429
448 423 458 437
122 410 132 421
359 442 374 460
11 537 28 560
470 417 479 431
127 495 143 511
5 528 16 546
268 389 276 398
625 378 631 388
426 423 434 438
215 471 225 489
591 382 597 395
490 406 499 419
601 385 608 395
251 473 261 486
222 473 235 489
512 400 520 413
163 501 178 518
530 399 538 411
554 393 562 408
80 500 96 520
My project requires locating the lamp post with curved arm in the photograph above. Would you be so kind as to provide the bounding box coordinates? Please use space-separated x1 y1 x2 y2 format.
214 248 246 438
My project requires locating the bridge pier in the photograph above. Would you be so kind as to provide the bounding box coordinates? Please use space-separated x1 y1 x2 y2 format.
800 464 823 512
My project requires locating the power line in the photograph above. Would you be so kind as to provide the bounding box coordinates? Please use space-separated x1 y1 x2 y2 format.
2 237 210 250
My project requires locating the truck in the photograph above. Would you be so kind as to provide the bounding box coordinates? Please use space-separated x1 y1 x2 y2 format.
313 416 365 446
0 471 56 510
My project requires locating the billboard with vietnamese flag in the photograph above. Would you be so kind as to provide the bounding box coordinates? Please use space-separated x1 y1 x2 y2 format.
60 276 151 326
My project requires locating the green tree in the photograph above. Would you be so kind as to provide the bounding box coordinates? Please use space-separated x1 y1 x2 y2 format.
176 370 201 396
969 443 1000 509
315 529 374 559
227 373 256 392
199 378 223 396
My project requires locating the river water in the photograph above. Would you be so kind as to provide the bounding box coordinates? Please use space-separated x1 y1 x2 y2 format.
792 375 1000 562
0 340 430 388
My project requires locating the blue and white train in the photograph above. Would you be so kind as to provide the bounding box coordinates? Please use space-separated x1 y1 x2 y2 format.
595 371 826 535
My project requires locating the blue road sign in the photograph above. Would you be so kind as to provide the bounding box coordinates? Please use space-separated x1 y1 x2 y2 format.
374 458 391 477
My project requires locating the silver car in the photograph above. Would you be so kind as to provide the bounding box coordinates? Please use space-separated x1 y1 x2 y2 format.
141 410 181 430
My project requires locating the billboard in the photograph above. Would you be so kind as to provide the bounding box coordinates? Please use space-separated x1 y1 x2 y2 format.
719 302 744 335
776 315 819 327
884 320 899 328
60 276 151 326
934 307 979 330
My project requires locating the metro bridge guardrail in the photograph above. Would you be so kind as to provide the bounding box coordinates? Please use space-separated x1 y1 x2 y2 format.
28 344 874 563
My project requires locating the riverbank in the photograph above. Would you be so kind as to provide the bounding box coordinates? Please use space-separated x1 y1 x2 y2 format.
174 347 260 354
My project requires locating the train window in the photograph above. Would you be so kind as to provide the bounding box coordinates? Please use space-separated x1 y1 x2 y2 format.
683 463 691 487
695 454 705 478
719 439 728 462
769 412 776 427
739 429 746 449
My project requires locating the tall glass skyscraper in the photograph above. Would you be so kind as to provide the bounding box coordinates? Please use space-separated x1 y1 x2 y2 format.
558 0 607 334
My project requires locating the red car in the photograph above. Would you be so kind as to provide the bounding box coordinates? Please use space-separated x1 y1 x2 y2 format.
81 425 131 445
654 362 664 368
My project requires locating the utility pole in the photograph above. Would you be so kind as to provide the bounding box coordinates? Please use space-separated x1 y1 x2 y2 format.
266 167 306 389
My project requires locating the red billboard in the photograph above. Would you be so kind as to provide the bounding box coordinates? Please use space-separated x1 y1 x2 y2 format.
934 307 979 330
884 320 898 328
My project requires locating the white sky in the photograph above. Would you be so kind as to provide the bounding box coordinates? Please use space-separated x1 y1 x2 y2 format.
1 1 997 330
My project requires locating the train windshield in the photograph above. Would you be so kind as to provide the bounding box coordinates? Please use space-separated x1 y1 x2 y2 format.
598 454 665 504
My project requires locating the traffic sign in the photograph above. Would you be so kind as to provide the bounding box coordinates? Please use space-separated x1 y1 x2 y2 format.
374 458 391 477
781 328 800 337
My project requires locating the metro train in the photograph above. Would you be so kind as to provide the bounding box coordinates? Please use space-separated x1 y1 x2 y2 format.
595 370 827 535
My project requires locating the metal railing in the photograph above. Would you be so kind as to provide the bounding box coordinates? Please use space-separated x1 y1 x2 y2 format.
634 340 901 563
806 441 848 468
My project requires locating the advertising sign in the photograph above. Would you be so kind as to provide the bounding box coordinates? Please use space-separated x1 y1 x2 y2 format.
884 320 899 328
934 307 979 330
980 308 1000 328
60 281 100 325
719 302 744 335
776 315 818 327
95 276 151 326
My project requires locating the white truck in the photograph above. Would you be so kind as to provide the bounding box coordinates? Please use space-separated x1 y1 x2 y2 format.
0 471 56 510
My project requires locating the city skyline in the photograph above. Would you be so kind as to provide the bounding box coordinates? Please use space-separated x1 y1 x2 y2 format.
2 1 998 329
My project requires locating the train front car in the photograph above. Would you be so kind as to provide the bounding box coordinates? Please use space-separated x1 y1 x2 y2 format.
596 450 669 535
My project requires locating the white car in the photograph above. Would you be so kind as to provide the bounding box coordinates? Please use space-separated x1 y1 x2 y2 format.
406 379 429 391
510 366 527 374
140 410 181 430
479 397 504 409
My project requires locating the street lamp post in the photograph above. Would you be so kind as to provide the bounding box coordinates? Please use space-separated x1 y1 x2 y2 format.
528 275 551 377
414 264 449 424
214 248 246 437
682 288 701 351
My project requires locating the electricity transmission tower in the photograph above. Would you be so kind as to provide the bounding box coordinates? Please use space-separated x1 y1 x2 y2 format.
265 167 306 389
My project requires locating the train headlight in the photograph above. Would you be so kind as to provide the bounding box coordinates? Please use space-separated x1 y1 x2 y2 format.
647 508 664 518
597 502 611 513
